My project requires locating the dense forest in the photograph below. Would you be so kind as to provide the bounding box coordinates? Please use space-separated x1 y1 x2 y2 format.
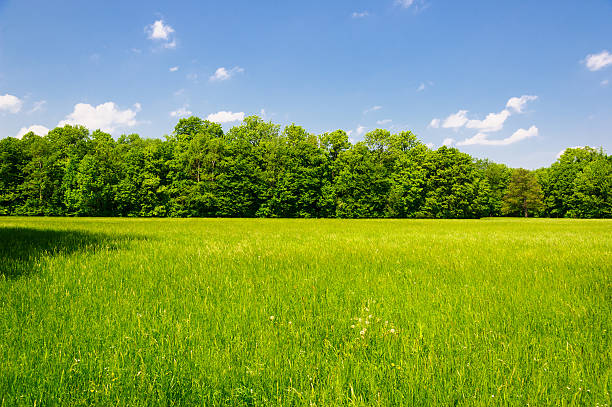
0 116 610 218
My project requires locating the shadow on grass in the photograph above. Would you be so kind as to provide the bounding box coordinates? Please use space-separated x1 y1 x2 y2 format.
0 227 139 279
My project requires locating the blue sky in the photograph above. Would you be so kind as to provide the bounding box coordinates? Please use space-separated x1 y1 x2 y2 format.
0 0 610 168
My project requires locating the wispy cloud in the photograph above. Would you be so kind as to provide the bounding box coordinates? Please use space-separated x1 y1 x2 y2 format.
169 66 179 72
395 0 415 8
29 100 47 113
170 106 192 117
376 119 392 125
209 66 244 82
363 105 382 114
351 11 369 18
417 81 433 92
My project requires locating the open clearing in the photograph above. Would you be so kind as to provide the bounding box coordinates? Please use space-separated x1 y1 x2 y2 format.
1 218 610 405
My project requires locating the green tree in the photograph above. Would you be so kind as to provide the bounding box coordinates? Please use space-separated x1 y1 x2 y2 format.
568 156 611 218
502 168 544 217
0 137 26 214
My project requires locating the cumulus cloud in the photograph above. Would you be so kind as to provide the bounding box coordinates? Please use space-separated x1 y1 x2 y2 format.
58 102 140 133
16 125 49 138
356 125 367 136
506 95 538 113
352 11 369 18
0 94 23 113
465 109 512 132
206 111 244 123
209 66 244 82
170 106 192 117
457 126 538 146
432 95 537 136
442 138 455 146
442 110 469 129
146 20 176 49
585 50 612 71
169 66 179 72
363 105 382 114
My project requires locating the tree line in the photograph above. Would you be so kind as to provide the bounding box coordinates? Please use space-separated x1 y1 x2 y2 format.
0 116 610 218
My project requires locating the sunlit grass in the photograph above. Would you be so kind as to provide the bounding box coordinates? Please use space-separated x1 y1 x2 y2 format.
0 218 610 405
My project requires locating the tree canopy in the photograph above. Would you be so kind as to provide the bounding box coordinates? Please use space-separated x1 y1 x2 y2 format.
0 117 609 218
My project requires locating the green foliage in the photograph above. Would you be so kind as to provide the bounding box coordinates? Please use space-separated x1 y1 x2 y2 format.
0 119 609 218
502 168 544 217
541 147 608 217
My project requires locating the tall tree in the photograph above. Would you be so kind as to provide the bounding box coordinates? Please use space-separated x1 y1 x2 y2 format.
502 168 544 217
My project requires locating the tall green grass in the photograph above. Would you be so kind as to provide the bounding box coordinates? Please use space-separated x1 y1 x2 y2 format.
1 218 610 406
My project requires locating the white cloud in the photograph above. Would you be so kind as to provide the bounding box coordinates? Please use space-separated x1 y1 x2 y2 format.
29 100 47 113
376 119 392 125
465 109 511 132
442 138 455 146
434 95 537 134
442 110 469 129
209 66 244 82
457 126 538 146
147 20 174 40
417 83 426 92
58 102 140 133
395 0 415 8
146 20 176 49
206 111 244 123
170 106 192 117
585 50 612 71
425 142 434 149
363 105 382 114
601 79 609 87
506 95 538 113
0 94 23 113
352 11 369 18
16 125 49 138
356 125 367 136
169 66 179 72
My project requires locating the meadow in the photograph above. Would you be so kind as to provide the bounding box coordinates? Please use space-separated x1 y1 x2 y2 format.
0 217 610 406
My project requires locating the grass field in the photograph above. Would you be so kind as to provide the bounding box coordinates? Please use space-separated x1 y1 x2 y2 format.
0 217 610 406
